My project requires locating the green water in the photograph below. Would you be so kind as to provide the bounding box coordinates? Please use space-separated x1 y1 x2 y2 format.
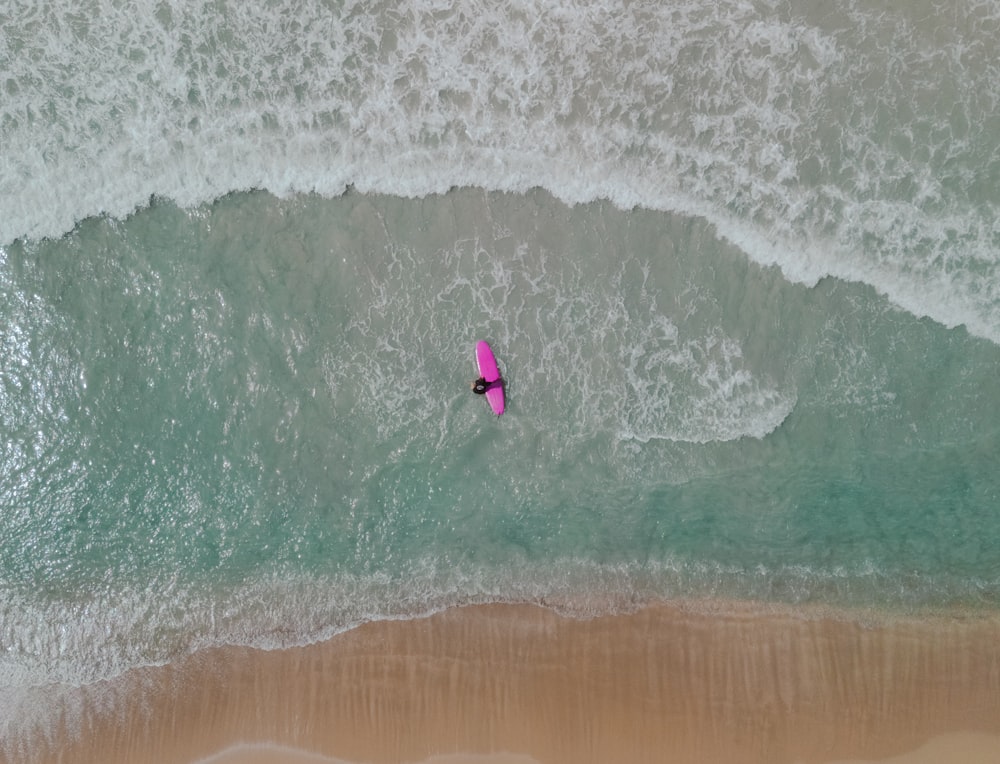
3 190 999 628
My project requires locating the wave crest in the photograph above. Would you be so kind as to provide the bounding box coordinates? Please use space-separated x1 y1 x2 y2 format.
4 0 1000 344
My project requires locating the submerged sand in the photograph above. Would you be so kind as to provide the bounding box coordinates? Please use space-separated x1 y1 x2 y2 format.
8 602 1000 764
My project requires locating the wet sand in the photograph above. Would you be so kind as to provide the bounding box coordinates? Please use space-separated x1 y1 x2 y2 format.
196 748 540 764
10 602 1000 764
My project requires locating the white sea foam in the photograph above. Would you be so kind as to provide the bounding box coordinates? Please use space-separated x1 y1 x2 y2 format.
3 0 1000 342
0 553 991 706
617 325 796 444
5 559 982 757
0 545 988 760
326 226 793 446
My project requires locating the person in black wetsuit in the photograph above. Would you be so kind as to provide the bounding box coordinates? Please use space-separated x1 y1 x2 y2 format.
471 376 501 395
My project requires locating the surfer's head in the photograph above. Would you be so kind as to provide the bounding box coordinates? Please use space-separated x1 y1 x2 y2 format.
471 377 488 395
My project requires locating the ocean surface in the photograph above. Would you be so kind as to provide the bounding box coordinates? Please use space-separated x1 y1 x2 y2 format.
3 0 1000 750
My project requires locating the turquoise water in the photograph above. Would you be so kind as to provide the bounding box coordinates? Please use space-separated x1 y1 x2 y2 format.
3 0 1000 746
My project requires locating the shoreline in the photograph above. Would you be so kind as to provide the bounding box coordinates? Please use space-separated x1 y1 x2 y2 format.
194 746 543 764
8 601 1000 764
190 734 1000 764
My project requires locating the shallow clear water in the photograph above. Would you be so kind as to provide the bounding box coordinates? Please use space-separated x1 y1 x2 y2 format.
2 0 1000 735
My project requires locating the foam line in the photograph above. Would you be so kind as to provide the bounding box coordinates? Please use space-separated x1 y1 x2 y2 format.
3 0 1000 342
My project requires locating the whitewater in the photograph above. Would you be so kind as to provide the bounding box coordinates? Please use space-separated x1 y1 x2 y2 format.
4 0 1000 341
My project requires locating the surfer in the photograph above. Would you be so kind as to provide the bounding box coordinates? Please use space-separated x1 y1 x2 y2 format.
471 376 502 395
472 340 505 415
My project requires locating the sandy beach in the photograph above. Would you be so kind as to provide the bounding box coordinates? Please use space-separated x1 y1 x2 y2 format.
11 602 1000 764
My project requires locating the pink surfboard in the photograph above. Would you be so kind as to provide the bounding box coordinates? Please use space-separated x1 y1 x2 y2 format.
475 340 505 416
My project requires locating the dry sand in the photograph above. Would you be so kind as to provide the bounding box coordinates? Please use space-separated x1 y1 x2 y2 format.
9 602 1000 764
